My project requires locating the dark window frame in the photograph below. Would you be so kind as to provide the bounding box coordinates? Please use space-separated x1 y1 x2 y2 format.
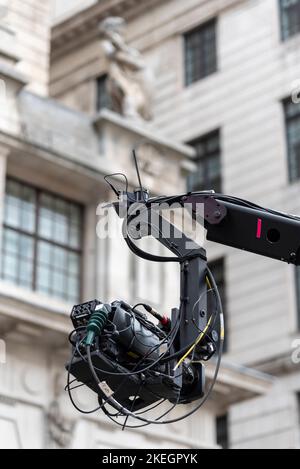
209 257 228 353
187 129 222 193
1 177 84 303
216 413 229 449
279 0 300 41
295 266 300 330
297 392 300 424
283 97 300 183
96 74 111 112
184 18 218 87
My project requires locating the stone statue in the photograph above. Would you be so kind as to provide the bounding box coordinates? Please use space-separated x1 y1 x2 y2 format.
99 17 153 121
47 371 77 449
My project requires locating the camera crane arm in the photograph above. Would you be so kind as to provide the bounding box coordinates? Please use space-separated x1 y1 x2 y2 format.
115 190 300 266
66 183 300 425
113 189 300 355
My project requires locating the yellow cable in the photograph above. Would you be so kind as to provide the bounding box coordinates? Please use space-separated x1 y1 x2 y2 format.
206 275 212 290
173 276 214 371
174 316 212 371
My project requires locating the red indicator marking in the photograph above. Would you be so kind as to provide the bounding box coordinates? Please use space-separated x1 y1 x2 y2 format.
256 218 262 239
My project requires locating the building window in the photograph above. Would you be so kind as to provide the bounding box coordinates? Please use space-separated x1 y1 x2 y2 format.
1 179 82 303
209 257 227 352
184 19 217 86
280 0 300 41
187 130 221 192
284 98 300 182
295 267 300 329
297 392 300 424
96 74 111 111
216 414 229 449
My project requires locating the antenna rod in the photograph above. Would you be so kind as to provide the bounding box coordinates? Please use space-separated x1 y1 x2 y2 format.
132 148 146 202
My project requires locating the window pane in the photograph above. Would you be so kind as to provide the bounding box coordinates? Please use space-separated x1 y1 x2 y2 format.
209 258 227 352
1 229 34 287
6 179 22 202
36 265 52 292
207 155 221 179
53 245 67 270
19 260 33 288
187 130 221 192
39 216 53 240
20 207 35 233
69 252 80 276
185 19 217 86
280 0 300 41
19 234 34 260
97 75 112 111
20 186 36 232
53 219 68 245
69 224 80 249
2 253 18 280
39 194 81 248
188 164 205 192
284 99 300 182
70 204 81 223
54 199 69 244
52 271 66 295
37 241 52 266
5 202 20 229
216 414 229 449
3 229 19 255
207 134 220 153
2 179 82 303
69 204 81 248
39 193 54 239
37 242 80 302
4 180 36 232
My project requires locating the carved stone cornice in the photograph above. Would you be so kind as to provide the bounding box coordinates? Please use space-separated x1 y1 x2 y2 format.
51 0 246 60
0 63 28 93
207 360 274 410
51 0 159 59
93 108 195 158
252 353 300 377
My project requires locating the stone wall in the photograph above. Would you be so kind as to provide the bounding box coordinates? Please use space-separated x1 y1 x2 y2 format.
4 0 52 96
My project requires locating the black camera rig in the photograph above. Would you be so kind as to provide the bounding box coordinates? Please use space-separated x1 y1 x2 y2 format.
66 153 300 427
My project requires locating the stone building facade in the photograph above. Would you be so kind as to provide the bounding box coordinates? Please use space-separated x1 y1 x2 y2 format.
0 0 299 449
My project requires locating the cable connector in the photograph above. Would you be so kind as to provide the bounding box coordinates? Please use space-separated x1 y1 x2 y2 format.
142 304 171 329
85 304 111 346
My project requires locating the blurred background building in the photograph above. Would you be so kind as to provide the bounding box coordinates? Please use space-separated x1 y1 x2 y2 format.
0 0 300 449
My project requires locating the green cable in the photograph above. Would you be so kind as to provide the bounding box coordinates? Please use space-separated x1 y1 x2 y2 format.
85 304 110 346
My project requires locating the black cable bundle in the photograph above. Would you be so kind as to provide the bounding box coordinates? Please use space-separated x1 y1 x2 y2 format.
66 266 224 429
